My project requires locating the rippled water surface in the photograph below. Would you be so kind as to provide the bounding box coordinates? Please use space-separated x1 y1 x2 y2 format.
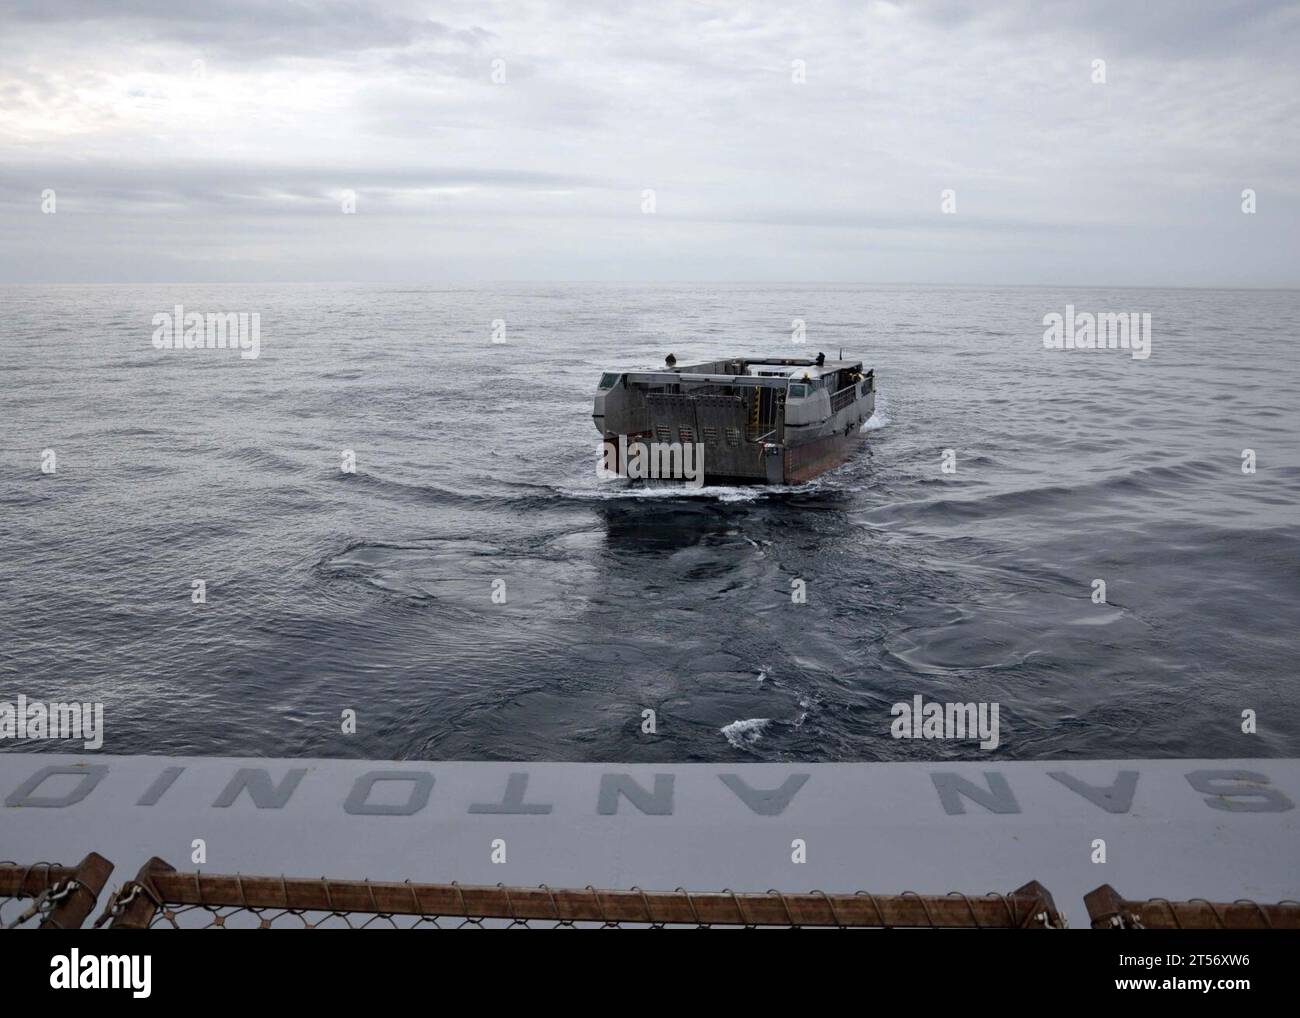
2 283 1298 761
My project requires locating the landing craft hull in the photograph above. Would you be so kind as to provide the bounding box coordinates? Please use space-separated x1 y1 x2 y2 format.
781 389 875 483
782 424 869 484
602 390 875 486
601 423 872 486
595 356 876 486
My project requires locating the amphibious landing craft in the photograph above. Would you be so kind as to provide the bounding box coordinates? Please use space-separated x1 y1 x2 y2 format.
594 353 876 484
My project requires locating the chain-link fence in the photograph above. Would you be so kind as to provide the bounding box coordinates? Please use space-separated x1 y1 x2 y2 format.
1085 884 1300 930
94 859 1066 929
0 854 113 930
5 853 1299 929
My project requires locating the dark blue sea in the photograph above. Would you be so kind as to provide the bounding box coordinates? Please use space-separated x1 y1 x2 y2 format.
2 283 1297 761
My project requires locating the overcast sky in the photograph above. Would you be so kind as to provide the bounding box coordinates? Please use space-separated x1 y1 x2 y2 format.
1 0 1297 285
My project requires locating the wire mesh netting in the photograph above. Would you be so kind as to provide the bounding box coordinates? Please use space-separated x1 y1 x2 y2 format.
143 904 780 929
1084 884 1300 930
95 864 1066 929
1 861 75 929
6 855 1299 930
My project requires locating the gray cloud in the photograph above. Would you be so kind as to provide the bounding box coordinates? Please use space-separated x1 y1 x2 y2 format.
0 0 478 59
0 161 602 213
0 0 1297 284
905 0 1300 60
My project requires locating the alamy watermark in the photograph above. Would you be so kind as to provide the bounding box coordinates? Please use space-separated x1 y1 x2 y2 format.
152 305 261 359
597 436 704 487
0 695 103 750
50 950 150 998
890 695 1000 750
1043 304 1151 360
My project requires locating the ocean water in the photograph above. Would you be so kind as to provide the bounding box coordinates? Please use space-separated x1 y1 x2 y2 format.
2 283 1297 762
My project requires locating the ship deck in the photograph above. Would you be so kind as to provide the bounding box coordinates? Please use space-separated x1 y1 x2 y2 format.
4 753 1296 926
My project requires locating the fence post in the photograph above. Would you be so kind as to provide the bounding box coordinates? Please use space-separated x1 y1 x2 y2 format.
1009 880 1065 928
40 852 114 930
1083 884 1131 929
108 857 175 929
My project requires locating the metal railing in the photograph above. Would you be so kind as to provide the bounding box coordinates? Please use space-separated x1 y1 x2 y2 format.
830 382 859 414
4 856 1297 931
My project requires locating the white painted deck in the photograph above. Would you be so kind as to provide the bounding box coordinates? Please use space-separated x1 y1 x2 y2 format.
2 754 1296 926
